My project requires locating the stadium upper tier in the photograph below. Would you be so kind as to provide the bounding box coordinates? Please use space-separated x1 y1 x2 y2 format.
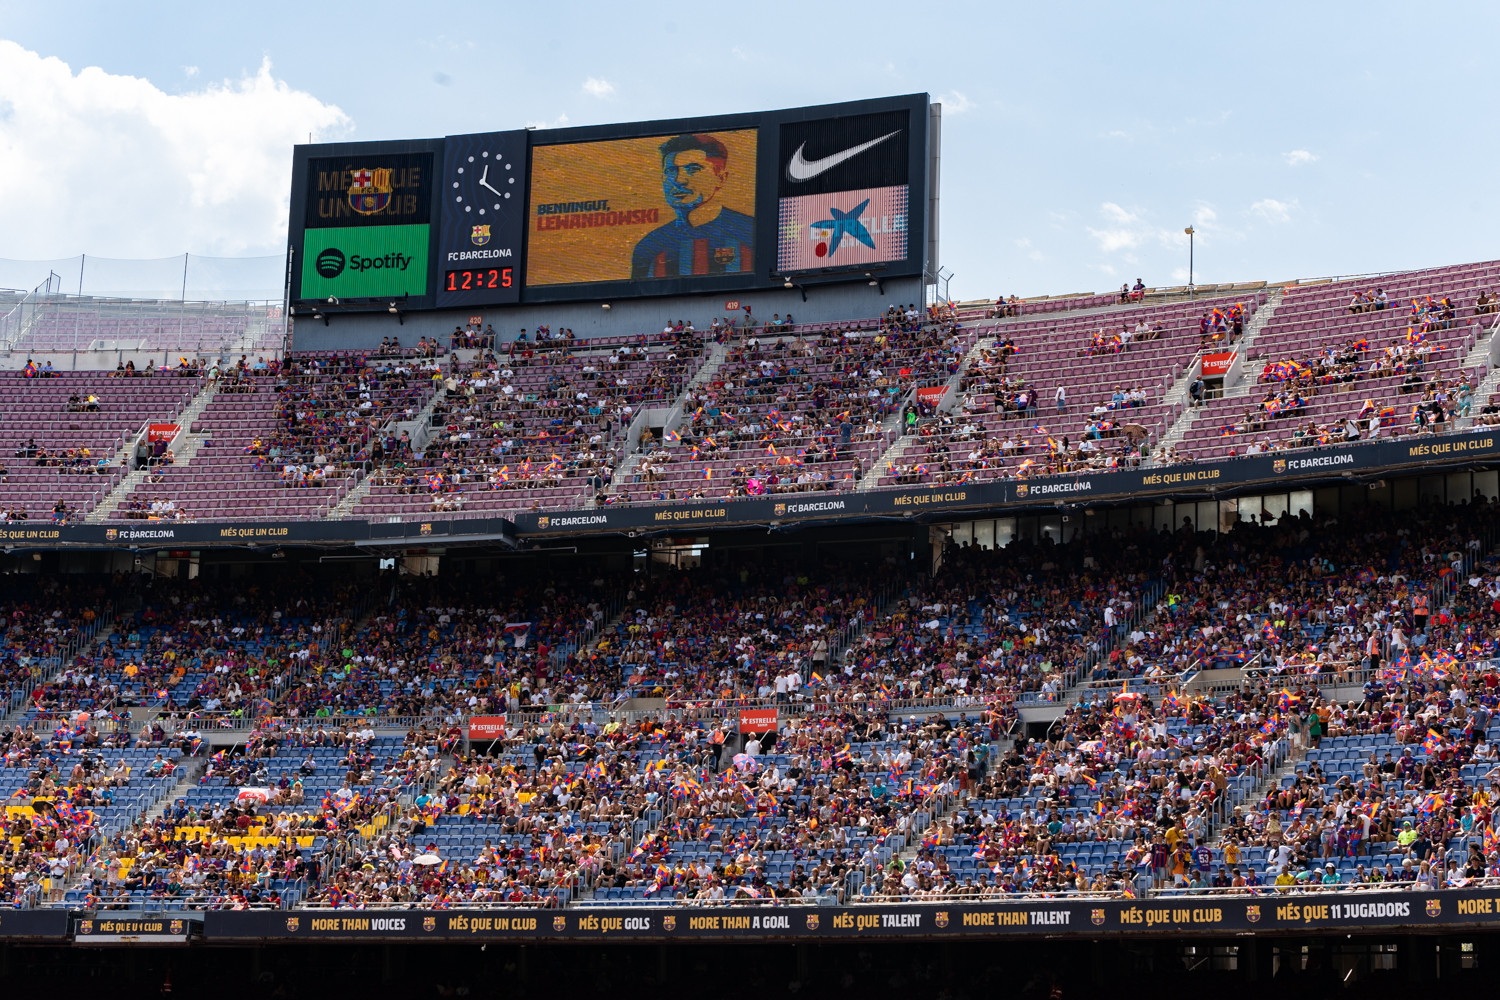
0 256 1493 524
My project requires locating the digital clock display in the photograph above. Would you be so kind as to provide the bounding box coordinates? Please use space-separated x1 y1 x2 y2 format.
445 267 514 294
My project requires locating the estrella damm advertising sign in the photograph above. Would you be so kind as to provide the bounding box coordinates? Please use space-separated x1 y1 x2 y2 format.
300 226 430 300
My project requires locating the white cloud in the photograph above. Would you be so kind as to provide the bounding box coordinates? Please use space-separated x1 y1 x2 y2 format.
1087 202 1147 252
1283 149 1318 167
1250 198 1296 224
937 91 975 115
1086 201 1237 261
582 77 616 99
183 66 199 78
0 42 349 258
1014 237 1032 248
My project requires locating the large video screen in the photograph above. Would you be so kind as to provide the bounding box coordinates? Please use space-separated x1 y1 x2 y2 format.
527 129 758 287
303 153 433 229
776 110 910 273
300 225 430 300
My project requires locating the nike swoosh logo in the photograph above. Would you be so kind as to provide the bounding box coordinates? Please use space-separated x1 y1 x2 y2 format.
785 130 901 182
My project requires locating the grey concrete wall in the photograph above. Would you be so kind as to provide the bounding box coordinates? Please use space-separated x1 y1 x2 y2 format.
290 277 924 353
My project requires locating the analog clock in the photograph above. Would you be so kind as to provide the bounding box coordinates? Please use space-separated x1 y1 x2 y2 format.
450 148 517 217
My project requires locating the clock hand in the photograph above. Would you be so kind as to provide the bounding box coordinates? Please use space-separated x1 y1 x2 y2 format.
477 163 504 198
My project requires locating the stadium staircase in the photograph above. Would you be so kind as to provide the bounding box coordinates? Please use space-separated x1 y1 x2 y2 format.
1152 287 1284 457
137 755 210 825
601 342 727 500
861 430 915 492
1459 318 1500 428
327 379 451 520
1202 740 1305 867
1052 580 1168 711
327 473 374 521
858 335 995 493
685 341 728 391
86 380 220 523
0 604 118 729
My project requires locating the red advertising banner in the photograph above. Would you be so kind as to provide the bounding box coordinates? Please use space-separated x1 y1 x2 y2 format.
147 423 181 443
738 708 778 733
915 385 947 405
467 715 507 740
1201 352 1235 378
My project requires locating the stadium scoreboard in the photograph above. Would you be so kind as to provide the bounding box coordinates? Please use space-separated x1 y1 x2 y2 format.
286 94 937 311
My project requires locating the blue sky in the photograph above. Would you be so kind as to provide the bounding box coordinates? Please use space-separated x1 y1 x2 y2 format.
1 0 1497 300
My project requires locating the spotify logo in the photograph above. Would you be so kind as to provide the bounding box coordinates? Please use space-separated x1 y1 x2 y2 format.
315 248 346 278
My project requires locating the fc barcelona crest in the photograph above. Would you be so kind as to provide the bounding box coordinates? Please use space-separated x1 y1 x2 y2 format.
79 920 93 935
347 167 394 216
423 916 436 932
419 523 433 536
805 913 819 930
169 920 184 935
1426 898 1442 918
1272 459 1287 474
1015 484 1030 498
105 529 118 541
773 503 786 517
471 225 491 246
1244 905 1260 923
663 914 676 931
537 517 550 529
286 917 300 932
934 911 949 928
554 915 568 931
1090 908 1106 926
